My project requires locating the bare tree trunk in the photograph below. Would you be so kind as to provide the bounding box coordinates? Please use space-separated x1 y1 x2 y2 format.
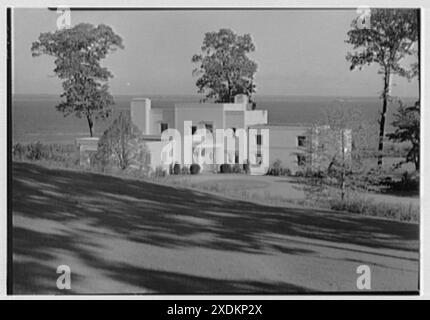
415 149 420 171
121 130 126 170
340 130 345 201
377 70 391 167
227 78 233 103
87 116 94 137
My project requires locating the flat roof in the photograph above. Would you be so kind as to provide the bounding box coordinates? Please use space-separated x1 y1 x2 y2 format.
142 134 162 141
249 123 312 129
174 103 224 109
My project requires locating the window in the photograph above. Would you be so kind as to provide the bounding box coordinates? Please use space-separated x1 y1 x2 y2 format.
205 123 213 133
160 123 168 133
191 126 197 135
297 154 306 166
297 136 306 147
256 134 262 145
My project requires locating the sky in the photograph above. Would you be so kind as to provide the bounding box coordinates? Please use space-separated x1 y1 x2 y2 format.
12 8 419 97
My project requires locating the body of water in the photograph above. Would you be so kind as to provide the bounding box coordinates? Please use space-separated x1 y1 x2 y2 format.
12 94 416 144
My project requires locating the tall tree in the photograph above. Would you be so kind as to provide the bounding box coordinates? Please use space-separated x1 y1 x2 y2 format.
31 23 124 137
345 9 418 166
192 28 258 103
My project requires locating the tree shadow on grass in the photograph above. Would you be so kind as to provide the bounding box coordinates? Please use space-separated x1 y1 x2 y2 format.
13 226 88 295
13 221 314 294
11 162 419 294
104 263 315 294
12 162 419 253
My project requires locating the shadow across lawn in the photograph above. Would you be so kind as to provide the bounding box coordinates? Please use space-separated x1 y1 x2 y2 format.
11 162 419 294
104 263 314 294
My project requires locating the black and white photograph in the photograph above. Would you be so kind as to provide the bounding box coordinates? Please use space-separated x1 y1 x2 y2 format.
6 4 422 297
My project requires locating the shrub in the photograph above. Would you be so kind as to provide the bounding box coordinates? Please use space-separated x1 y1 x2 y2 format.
12 142 32 160
153 166 167 177
173 163 181 175
232 164 243 174
190 164 201 175
27 142 44 160
280 167 291 176
267 160 292 176
220 163 232 173
268 159 281 176
95 112 149 171
268 167 280 176
328 196 419 222
383 142 409 157
12 142 79 167
303 168 324 178
295 170 304 177
181 166 190 175
243 162 250 174
390 171 419 192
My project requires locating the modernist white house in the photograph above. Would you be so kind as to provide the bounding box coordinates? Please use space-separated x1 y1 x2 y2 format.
130 94 269 174
76 94 351 175
127 94 352 175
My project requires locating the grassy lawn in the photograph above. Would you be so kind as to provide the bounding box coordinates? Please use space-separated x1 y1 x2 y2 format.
165 173 419 208
12 162 419 294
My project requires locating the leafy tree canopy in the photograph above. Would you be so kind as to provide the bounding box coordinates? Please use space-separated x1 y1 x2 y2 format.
31 23 124 136
192 28 258 103
387 100 420 171
346 9 418 78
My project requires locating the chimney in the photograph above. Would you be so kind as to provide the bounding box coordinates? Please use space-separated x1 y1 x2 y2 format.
130 98 151 134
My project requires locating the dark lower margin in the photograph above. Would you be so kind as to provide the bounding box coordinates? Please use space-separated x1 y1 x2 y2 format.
0 300 426 318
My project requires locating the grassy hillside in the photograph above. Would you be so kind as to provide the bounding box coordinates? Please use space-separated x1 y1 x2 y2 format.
12 162 419 294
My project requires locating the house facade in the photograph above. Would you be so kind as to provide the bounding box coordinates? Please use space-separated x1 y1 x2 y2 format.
127 94 352 175
76 94 351 175
130 94 269 174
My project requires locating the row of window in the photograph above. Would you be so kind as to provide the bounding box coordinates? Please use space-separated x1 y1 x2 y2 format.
159 124 307 149
160 123 214 135
245 135 307 147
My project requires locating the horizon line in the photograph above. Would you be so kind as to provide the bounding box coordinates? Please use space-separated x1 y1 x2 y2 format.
12 92 419 99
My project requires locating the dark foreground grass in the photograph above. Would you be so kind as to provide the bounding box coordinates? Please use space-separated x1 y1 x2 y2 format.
11 161 419 294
